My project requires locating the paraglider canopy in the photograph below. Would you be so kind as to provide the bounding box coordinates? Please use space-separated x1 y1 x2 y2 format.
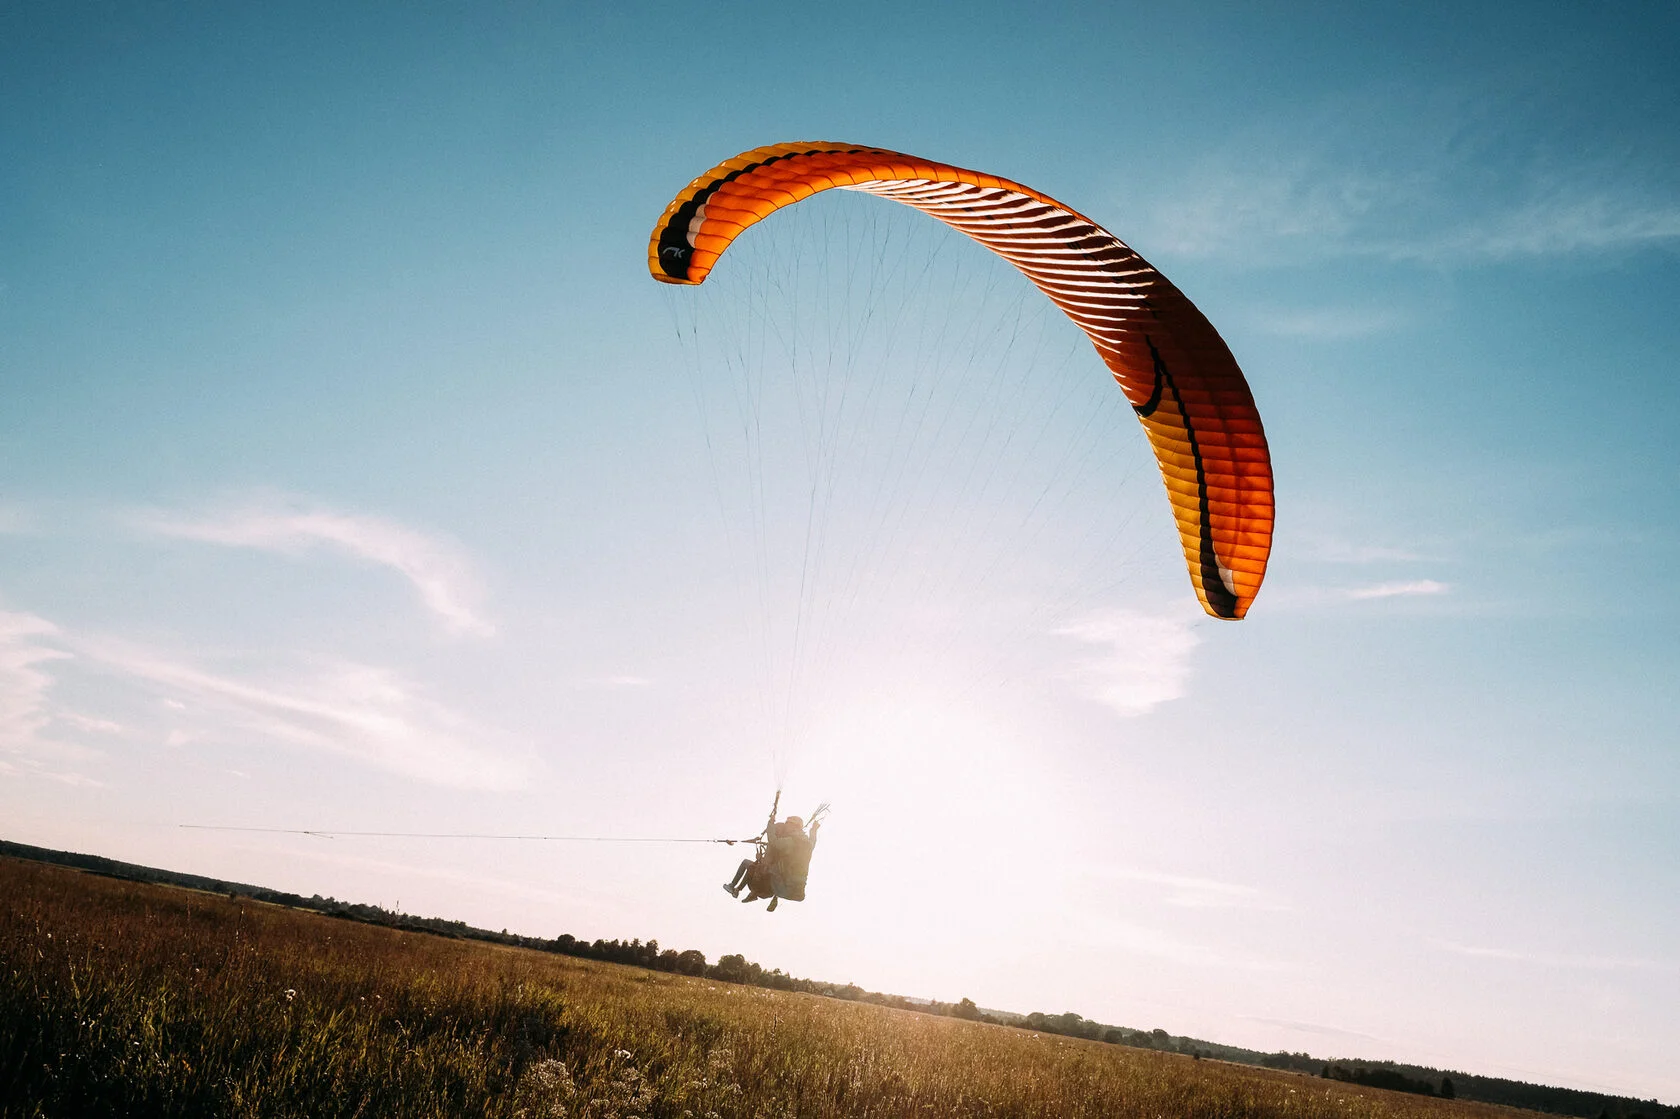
648 142 1273 619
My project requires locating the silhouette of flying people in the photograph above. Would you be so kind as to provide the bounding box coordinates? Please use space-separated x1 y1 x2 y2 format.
724 808 821 913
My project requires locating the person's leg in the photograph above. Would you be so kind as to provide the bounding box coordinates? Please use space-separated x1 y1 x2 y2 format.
766 896 779 913
724 859 750 896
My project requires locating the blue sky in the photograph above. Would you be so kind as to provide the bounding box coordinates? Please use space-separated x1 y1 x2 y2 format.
3 1 1678 1101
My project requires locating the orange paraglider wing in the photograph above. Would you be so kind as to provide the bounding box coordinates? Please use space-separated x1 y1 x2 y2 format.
649 142 1272 620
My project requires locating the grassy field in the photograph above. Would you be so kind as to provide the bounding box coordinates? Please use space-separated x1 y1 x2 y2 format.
2 856 1538 1119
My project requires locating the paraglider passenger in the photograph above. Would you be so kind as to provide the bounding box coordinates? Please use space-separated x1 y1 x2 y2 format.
723 856 757 898
724 813 821 913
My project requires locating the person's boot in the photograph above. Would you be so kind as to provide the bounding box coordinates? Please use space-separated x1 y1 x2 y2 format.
723 882 740 897
766 897 779 913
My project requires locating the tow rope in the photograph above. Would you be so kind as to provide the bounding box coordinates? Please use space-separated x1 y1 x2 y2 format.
180 824 763 844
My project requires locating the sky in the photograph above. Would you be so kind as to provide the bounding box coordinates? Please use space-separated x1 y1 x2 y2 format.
3 0 1678 1102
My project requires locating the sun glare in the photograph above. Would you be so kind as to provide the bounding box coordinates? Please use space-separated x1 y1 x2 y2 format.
789 683 1066 960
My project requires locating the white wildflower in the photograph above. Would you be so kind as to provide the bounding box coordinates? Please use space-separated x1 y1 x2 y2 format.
513 1059 576 1119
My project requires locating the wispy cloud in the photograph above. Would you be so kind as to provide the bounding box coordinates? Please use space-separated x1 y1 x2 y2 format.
1246 305 1408 340
1236 1015 1383 1045
1122 90 1680 269
0 611 68 752
1134 155 1398 262
571 674 653 690
1301 535 1432 564
1430 938 1674 973
1099 867 1278 910
1097 920 1237 967
1150 160 1680 267
0 506 34 535
136 501 493 637
1055 606 1200 716
58 712 123 734
1344 579 1449 600
0 610 103 784
1392 185 1680 262
80 638 526 791
4 601 524 790
1257 576 1454 613
1073 912 1292 972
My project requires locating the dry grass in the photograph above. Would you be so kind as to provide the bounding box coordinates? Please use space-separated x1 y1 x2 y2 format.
1 857 1536 1119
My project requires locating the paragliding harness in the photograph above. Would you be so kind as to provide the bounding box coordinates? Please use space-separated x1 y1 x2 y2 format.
738 791 828 905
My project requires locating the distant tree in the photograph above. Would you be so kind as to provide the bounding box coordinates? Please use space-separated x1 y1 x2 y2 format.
1048 1013 1075 1035
953 997 981 1020
712 953 749 983
1331 1066 1436 1096
1441 1077 1455 1100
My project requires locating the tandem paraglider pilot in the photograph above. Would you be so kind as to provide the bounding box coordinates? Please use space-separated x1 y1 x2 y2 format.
725 799 826 913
